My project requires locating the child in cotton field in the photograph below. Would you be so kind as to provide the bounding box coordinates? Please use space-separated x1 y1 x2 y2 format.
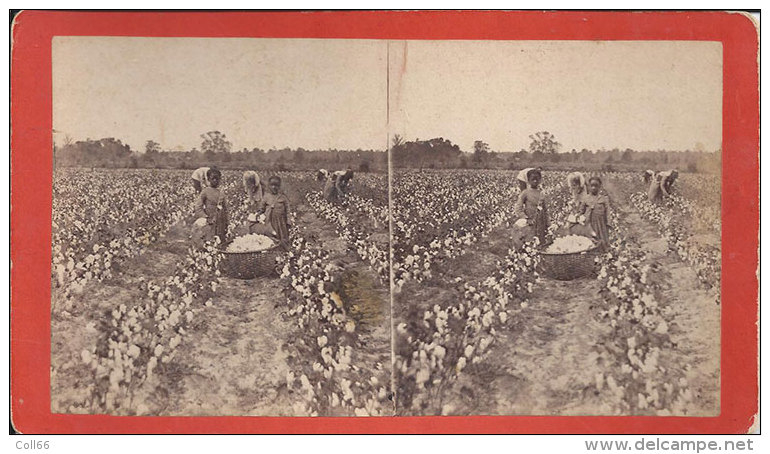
336 168 354 196
255 176 291 252
581 176 611 251
193 167 228 245
323 172 340 203
190 166 211 194
643 169 655 185
513 168 549 248
516 167 534 191
563 171 593 237
648 169 679 203
242 170 265 207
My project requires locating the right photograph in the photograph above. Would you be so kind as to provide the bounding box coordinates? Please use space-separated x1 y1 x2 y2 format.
389 40 722 416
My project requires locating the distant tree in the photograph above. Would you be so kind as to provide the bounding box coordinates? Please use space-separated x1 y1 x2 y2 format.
391 137 461 168
145 140 161 155
528 131 561 154
200 131 232 158
392 134 405 149
472 140 490 162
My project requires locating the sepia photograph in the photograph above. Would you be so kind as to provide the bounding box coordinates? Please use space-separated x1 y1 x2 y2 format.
50 37 393 416
12 10 755 433
389 40 722 416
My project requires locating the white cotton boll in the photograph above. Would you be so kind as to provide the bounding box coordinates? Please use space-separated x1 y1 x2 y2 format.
226 234 275 252
545 235 595 254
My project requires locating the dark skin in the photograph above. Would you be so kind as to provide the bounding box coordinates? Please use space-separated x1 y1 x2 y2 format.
528 173 541 190
257 178 283 216
269 178 280 195
662 174 677 195
588 179 600 196
208 173 221 189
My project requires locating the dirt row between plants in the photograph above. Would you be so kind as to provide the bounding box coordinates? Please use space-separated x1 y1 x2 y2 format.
51 200 392 416
403 180 720 416
608 182 720 416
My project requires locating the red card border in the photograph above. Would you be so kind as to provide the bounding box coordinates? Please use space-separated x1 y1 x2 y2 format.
10 10 759 434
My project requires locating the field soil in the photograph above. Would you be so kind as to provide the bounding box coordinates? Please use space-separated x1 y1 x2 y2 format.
50 174 719 417
394 180 720 416
51 198 392 416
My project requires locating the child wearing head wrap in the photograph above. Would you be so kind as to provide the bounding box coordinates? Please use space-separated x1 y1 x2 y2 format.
191 166 211 194
563 171 593 237
643 169 655 185
648 169 679 203
516 167 534 191
337 168 354 195
323 172 340 203
242 170 264 205
567 171 587 203
241 170 266 232
659 169 679 197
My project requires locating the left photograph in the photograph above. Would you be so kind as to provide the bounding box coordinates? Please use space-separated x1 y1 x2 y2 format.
50 37 392 416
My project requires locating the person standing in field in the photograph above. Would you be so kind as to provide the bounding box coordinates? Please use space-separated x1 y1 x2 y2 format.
581 176 611 251
257 175 291 252
191 166 212 194
513 168 549 247
193 167 228 245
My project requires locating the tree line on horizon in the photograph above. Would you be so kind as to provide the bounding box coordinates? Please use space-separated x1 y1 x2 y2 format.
53 131 387 172
53 130 721 174
390 132 721 173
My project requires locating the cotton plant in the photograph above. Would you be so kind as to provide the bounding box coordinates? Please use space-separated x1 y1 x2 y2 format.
591 200 694 415
52 169 192 298
630 192 720 294
277 229 391 417
72 239 222 415
394 238 541 416
306 191 389 282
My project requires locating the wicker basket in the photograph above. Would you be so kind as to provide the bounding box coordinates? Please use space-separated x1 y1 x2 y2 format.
539 245 601 281
219 245 281 279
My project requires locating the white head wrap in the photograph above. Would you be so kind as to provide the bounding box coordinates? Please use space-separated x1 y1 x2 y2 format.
517 168 534 185
242 170 263 201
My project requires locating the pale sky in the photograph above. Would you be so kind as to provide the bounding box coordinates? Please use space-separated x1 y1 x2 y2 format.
53 37 389 152
389 40 722 153
53 38 721 153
